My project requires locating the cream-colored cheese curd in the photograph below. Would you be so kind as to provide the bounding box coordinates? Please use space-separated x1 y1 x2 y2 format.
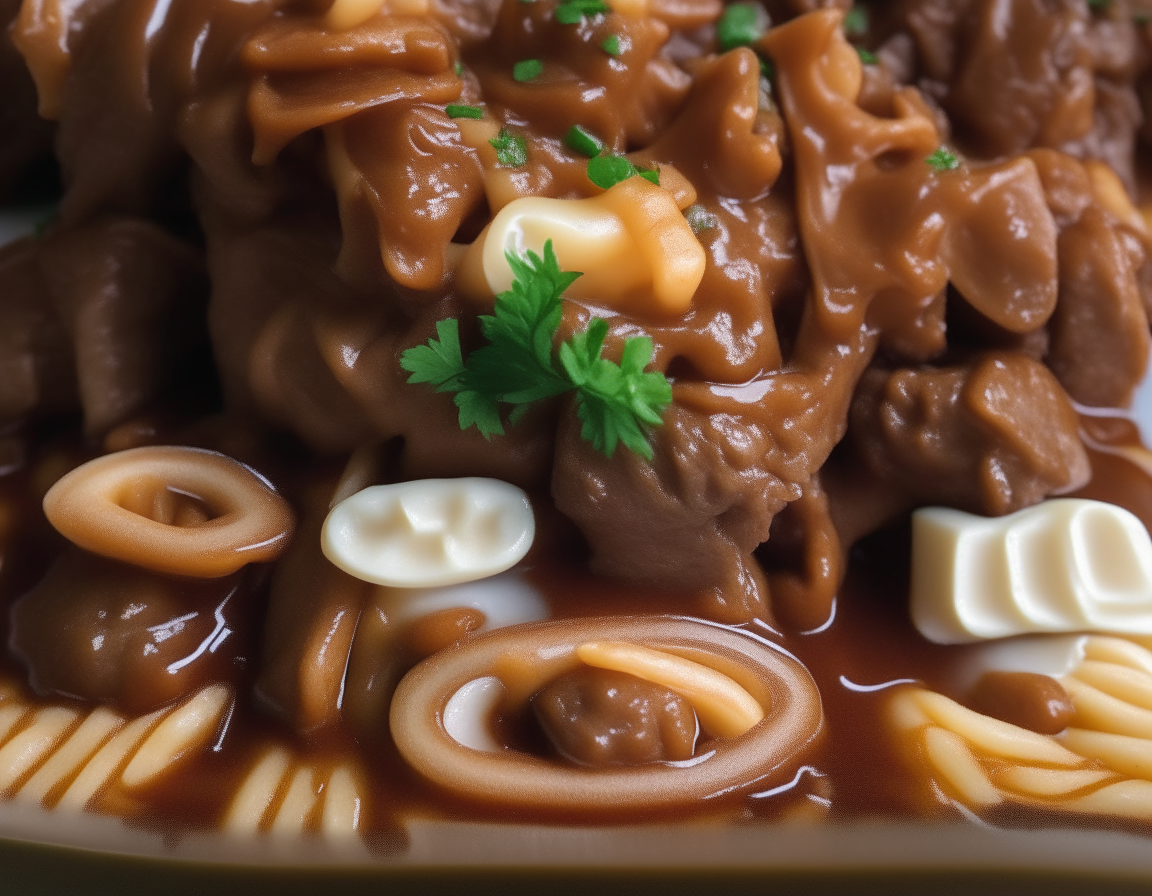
321 478 536 588
911 499 1152 644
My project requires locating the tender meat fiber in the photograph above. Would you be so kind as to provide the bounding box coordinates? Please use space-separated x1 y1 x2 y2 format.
10 549 248 714
876 0 1151 190
846 353 1090 518
532 666 698 766
0 217 207 435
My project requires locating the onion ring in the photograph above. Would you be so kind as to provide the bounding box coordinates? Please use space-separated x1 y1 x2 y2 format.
390 616 823 814
43 446 295 578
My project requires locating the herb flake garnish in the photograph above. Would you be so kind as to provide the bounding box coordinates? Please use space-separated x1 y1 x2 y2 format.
446 104 483 120
600 34 622 55
513 59 544 82
925 147 960 171
400 241 671 459
489 128 528 167
856 47 878 65
565 124 604 157
685 204 717 234
717 2 764 52
555 0 610 24
587 154 659 189
843 5 869 37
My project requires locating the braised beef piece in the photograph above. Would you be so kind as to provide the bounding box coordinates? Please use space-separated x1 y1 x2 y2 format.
532 667 698 766
10 548 249 714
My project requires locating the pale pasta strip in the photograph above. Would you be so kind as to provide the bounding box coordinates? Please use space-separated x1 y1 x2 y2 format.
1062 779 1152 819
0 703 29 742
321 766 363 838
993 765 1115 799
1071 661 1152 712
223 747 292 833
1061 677 1152 741
1083 637 1152 677
56 709 167 811
121 685 232 790
1060 728 1152 782
912 690 1082 766
576 641 764 738
0 707 79 791
270 766 317 836
16 707 122 806
922 726 1001 808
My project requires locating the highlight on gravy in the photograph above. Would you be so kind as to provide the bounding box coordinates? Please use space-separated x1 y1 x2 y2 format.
3 0 1152 851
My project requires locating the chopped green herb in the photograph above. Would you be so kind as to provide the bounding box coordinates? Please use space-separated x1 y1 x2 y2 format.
513 58 544 82
843 5 869 37
400 241 671 458
856 47 878 65
446 104 484 120
760 57 775 81
454 60 463 77
489 128 528 167
925 147 960 171
587 154 658 189
554 0 610 24
1138 13 1151 24
600 34 622 55
1087 0 1110 8
717 2 764 52
564 124 604 157
685 204 717 234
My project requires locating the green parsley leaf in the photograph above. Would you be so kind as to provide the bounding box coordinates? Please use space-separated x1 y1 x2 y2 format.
600 34 622 55
559 323 670 460
587 154 659 189
446 104 483 120
843 5 869 37
856 47 878 64
717 2 764 52
513 58 544 82
760 57 775 81
564 124 604 157
925 147 960 171
400 241 671 458
1087 0 1110 8
555 0 610 24
399 319 468 393
489 128 528 167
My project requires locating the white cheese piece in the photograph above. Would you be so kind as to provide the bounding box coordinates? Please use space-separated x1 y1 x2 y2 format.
911 499 1152 644
321 478 535 588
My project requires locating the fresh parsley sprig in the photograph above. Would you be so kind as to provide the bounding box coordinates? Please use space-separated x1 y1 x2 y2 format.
489 128 528 167
925 147 960 171
400 241 672 459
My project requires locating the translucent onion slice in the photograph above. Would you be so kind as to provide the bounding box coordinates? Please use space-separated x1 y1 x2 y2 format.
390 617 822 814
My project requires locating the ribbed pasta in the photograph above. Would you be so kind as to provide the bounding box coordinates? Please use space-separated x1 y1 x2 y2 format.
889 636 1152 820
